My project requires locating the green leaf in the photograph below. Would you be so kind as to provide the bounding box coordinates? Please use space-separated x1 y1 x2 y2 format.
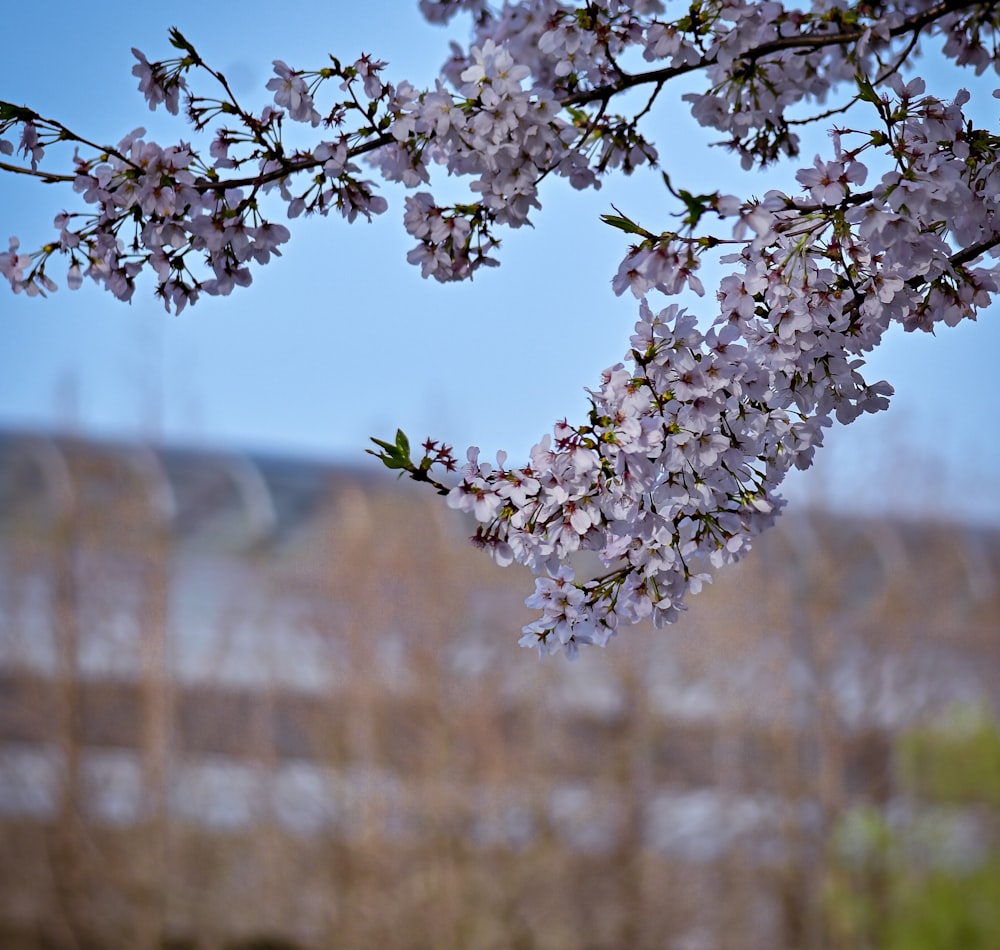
0 101 40 123
367 431 414 473
394 428 410 457
600 213 650 237
168 27 198 57
678 190 709 227
855 73 881 105
368 437 397 455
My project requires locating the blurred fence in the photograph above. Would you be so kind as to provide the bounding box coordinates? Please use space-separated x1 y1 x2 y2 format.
0 431 997 949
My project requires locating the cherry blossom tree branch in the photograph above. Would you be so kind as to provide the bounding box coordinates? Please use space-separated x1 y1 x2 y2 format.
191 133 395 192
0 158 72 183
899 234 1000 298
567 0 979 107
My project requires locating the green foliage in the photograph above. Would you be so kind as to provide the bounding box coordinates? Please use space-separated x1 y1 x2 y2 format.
367 427 412 471
367 429 452 495
896 705 1000 807
599 206 656 239
824 707 1000 950
0 101 40 123
888 864 1000 950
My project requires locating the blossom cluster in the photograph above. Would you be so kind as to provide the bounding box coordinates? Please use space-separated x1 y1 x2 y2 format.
444 69 1000 656
4 3 995 301
4 2 1000 655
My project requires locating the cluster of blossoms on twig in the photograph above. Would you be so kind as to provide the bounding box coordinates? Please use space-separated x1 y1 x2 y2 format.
4 1 1000 655
443 73 1000 656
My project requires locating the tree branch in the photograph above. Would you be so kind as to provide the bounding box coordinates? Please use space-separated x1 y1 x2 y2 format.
0 158 73 183
192 132 394 192
566 0 978 107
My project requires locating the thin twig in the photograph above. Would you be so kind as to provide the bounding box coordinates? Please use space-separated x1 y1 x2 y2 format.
0 158 73 183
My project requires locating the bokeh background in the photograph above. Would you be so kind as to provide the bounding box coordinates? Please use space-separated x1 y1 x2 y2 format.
0 433 998 949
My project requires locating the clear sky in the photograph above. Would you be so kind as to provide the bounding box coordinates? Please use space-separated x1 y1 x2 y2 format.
2 2 998 524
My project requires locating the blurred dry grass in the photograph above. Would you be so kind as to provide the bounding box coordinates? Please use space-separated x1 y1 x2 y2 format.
0 433 997 949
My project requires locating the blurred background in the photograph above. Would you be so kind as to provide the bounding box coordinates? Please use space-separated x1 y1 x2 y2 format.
1 3 999 948
0 431 997 949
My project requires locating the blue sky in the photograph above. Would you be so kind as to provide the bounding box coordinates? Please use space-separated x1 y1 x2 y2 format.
2 2 998 523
